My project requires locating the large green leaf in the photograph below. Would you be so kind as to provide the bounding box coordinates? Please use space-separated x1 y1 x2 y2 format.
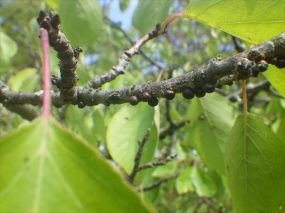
106 104 158 174
185 0 285 97
0 117 154 213
187 93 236 174
58 0 104 46
0 31 18 64
226 114 285 213
132 0 172 34
276 110 285 141
263 66 285 98
276 100 285 140
185 0 285 44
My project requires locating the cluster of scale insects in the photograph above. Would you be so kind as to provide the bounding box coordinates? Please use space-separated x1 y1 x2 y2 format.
127 82 217 107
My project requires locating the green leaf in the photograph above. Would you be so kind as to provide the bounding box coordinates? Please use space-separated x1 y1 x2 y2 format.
185 0 285 44
91 107 106 144
65 106 95 145
187 93 236 174
263 66 285 98
175 143 187 161
8 67 39 92
65 106 106 146
0 117 154 213
45 0 58 9
275 100 285 140
58 0 104 46
106 104 158 173
265 98 285 139
132 0 172 34
191 167 217 197
0 31 18 64
276 111 285 141
119 0 130 12
185 1 285 98
226 114 285 213
152 161 177 178
176 167 194 194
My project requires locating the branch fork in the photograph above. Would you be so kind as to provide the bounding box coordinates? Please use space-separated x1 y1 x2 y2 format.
1 11 285 120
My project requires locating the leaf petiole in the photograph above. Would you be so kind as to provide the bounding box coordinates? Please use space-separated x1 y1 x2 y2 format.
40 28 52 117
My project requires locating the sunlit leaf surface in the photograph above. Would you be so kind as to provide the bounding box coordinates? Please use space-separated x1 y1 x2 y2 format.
107 104 157 174
58 0 104 46
226 114 285 213
185 0 285 44
185 0 285 97
132 0 172 34
0 117 154 213
187 93 236 174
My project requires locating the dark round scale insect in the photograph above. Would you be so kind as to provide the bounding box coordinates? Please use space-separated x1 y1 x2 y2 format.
141 92 151 101
164 90 175 100
148 97 159 107
78 101 85 108
129 96 138 106
204 84 215 93
194 88 206 98
182 88 194 99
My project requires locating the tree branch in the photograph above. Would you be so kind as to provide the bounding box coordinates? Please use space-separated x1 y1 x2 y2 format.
138 154 177 171
128 129 151 183
37 11 82 102
1 32 284 108
3 104 39 121
77 33 284 106
0 81 39 120
159 121 186 140
227 80 270 102
0 81 63 107
84 23 165 89
137 174 177 192
104 17 163 69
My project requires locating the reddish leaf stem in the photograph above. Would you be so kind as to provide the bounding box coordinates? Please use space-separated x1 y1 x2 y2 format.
40 28 51 117
159 12 186 34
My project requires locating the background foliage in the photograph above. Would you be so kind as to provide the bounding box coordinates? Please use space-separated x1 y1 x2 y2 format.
0 0 284 212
